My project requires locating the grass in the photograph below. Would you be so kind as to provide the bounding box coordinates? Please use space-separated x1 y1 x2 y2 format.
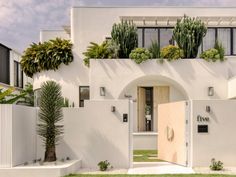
65 174 236 177
133 150 162 162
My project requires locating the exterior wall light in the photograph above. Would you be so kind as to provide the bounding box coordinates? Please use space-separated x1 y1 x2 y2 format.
111 106 116 112
208 87 214 96
206 105 211 113
100 87 106 96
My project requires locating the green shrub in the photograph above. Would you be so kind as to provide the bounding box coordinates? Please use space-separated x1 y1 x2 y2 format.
83 42 109 66
106 39 120 59
0 87 26 104
21 38 73 77
111 20 138 58
200 48 220 62
98 160 111 171
149 40 160 58
173 15 207 58
129 48 152 64
214 40 225 60
210 158 223 171
16 82 34 106
160 45 184 61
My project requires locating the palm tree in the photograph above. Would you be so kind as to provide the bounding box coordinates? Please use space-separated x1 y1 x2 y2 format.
37 81 64 162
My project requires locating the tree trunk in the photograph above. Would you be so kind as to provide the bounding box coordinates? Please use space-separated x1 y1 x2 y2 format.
44 146 56 162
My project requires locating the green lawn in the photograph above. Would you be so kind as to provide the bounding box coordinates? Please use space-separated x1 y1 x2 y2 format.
133 150 162 162
65 174 236 177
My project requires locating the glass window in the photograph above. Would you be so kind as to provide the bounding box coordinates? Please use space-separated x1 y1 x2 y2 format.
203 29 216 52
233 29 236 55
0 45 10 85
14 61 23 88
159 28 173 48
144 28 158 48
217 28 231 55
137 28 143 48
79 86 90 107
34 89 41 107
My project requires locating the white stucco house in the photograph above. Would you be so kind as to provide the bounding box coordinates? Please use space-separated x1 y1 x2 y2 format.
3 7 236 176
0 43 31 90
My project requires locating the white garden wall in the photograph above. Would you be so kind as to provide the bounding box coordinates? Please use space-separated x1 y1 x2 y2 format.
190 100 236 167
0 105 36 167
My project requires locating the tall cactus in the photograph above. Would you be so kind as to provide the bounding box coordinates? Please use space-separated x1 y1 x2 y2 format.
173 15 207 58
111 20 138 58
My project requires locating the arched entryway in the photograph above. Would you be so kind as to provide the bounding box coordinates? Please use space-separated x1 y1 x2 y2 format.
118 75 189 166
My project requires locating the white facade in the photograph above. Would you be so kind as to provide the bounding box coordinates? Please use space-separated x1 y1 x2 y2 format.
30 6 236 167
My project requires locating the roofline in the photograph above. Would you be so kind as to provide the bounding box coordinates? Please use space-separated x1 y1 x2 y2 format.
72 6 236 9
0 43 12 50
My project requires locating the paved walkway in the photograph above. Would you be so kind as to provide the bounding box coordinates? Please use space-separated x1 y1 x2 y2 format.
128 162 195 174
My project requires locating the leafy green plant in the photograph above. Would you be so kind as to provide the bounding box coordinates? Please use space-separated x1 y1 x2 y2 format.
16 82 34 106
37 81 64 162
129 48 152 64
21 38 73 77
160 45 184 61
173 15 207 58
200 48 220 62
0 87 26 104
106 39 120 59
214 40 225 60
98 160 112 171
149 40 160 58
210 158 223 171
111 20 138 58
83 41 110 67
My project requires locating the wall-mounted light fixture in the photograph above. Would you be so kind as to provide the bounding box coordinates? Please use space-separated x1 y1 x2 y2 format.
206 105 211 113
111 106 116 112
208 87 214 96
100 87 106 96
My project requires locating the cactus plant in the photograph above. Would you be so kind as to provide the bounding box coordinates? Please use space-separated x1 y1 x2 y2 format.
173 15 207 58
111 20 138 58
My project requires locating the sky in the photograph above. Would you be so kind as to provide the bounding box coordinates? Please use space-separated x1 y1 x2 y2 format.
1 0 236 53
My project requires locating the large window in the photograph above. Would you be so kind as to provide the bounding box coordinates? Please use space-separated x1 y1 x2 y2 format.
79 86 90 107
14 61 23 88
0 44 10 85
138 27 236 56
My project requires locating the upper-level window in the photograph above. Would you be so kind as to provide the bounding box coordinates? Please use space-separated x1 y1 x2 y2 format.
0 44 10 85
138 27 236 56
14 61 23 88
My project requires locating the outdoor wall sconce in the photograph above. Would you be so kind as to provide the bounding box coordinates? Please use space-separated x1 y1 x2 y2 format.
206 105 211 113
111 106 116 112
208 87 214 96
100 87 106 96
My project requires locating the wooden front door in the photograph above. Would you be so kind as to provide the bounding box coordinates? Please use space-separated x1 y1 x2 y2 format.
137 87 146 131
153 86 170 131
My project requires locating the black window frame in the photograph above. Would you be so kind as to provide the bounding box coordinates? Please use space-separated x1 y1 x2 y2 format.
0 44 10 85
138 26 236 56
79 86 90 107
14 60 23 88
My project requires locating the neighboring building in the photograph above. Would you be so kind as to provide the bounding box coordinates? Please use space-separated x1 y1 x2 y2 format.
31 7 236 168
0 43 31 90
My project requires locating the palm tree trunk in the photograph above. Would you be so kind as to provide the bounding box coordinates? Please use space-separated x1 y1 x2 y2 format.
44 146 56 162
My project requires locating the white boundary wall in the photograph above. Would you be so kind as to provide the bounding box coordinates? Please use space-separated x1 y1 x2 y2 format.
190 100 236 167
0 100 131 169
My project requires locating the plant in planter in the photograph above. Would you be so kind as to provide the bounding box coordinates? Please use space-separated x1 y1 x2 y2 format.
16 82 34 106
149 40 160 59
37 81 64 162
210 158 223 171
111 20 138 58
160 45 184 61
129 48 152 64
98 160 112 171
173 15 207 58
21 38 73 77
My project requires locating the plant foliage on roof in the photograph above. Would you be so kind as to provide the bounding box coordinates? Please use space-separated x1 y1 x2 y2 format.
20 38 73 77
111 20 138 58
173 15 207 58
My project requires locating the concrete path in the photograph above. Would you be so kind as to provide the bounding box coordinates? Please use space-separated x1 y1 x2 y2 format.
128 162 195 174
